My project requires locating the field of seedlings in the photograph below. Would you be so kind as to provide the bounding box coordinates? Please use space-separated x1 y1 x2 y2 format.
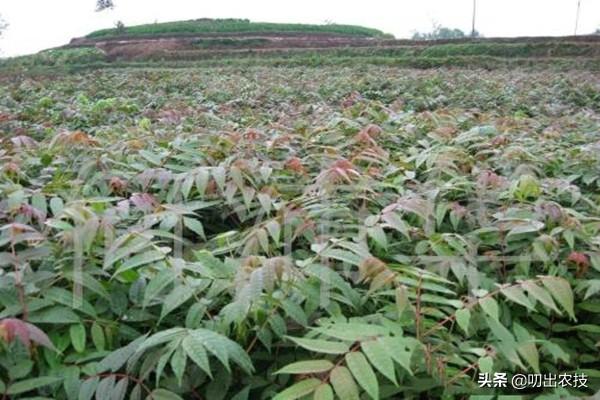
0 66 599 399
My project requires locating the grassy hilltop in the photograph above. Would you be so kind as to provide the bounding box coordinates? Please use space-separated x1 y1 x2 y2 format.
85 18 388 39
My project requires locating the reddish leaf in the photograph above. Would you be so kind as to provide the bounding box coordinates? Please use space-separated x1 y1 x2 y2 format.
0 319 57 352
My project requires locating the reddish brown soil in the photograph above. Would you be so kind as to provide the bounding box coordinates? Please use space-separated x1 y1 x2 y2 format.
64 33 600 62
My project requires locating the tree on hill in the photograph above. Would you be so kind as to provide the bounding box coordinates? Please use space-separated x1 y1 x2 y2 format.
412 23 481 40
115 20 126 34
0 14 7 52
96 0 114 11
0 15 7 36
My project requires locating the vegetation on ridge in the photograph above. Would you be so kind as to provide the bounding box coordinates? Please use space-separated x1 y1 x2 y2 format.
86 18 388 39
3 39 600 73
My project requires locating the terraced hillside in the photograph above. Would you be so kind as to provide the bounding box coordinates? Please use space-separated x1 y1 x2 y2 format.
2 18 600 72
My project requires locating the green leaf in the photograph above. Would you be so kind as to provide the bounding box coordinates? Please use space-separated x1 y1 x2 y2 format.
287 337 349 355
111 378 128 400
256 228 269 253
269 314 287 337
44 287 97 318
506 220 544 239
281 299 308 327
563 229 575 249
455 308 471 333
224 340 255 374
435 203 449 227
183 217 206 240
70 324 86 353
78 377 99 400
330 366 360 400
231 386 251 400
195 250 233 277
148 389 183 400
160 285 195 321
188 329 231 371
495 341 526 370
170 346 187 387
137 328 186 353
361 339 397 384
7 377 62 395
514 323 540 373
484 317 525 369
157 348 176 383
143 269 176 307
378 336 414 375
478 356 493 374
98 336 147 373
320 248 362 266
69 272 111 300
91 322 105 351
186 329 253 374
313 384 334 400
485 316 515 345
272 378 321 400
139 150 163 166
182 335 212 378
381 212 410 240
367 226 388 249
31 192 47 215
103 234 153 270
49 197 64 216
479 297 499 321
345 352 379 399
96 375 115 399
195 168 210 195
275 360 334 375
541 277 575 320
265 220 280 243
500 285 535 311
395 285 409 317
129 384 142 400
9 360 33 381
571 324 600 333
541 340 570 363
113 250 165 276
29 306 80 324
314 323 388 342
521 281 560 314
204 365 231 400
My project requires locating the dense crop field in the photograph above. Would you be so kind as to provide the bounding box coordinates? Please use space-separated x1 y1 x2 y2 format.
86 19 386 39
0 66 599 399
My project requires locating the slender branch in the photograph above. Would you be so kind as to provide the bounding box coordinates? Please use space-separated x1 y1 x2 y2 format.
423 278 541 338
10 237 28 321
84 372 154 399
445 361 477 387
321 341 363 384
245 303 280 354
415 274 423 340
